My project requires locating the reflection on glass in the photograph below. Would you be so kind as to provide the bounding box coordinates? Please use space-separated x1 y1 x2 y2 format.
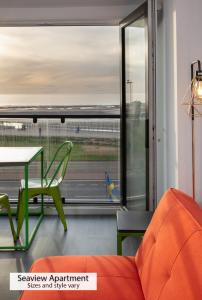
125 16 147 210
0 118 120 203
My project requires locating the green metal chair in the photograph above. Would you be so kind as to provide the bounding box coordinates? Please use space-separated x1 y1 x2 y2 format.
0 194 17 242
16 141 73 238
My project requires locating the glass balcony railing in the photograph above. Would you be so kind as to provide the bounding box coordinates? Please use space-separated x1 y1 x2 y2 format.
0 118 120 204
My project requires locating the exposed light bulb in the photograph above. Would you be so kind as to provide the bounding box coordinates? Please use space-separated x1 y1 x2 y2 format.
193 78 202 100
196 81 202 98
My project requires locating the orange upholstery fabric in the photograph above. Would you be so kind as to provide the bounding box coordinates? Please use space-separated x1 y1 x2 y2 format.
135 188 202 300
20 188 202 300
19 256 144 300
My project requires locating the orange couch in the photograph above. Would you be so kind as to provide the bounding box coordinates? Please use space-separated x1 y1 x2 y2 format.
20 188 202 300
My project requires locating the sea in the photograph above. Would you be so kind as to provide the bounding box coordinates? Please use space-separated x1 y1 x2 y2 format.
0 94 120 107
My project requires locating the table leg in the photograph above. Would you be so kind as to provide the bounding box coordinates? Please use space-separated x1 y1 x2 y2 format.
117 232 122 255
117 232 145 256
41 150 44 214
27 149 44 249
0 147 44 251
24 163 29 250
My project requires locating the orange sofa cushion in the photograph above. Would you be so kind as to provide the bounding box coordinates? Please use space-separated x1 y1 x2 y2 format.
20 188 202 300
19 255 144 300
135 188 202 300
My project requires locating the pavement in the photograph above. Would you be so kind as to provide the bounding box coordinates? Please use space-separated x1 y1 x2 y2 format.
0 179 119 202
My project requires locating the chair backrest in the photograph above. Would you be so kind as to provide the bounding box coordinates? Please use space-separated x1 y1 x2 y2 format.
135 188 202 300
44 141 73 187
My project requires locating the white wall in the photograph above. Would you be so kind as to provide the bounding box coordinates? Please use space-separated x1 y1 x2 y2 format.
159 0 202 204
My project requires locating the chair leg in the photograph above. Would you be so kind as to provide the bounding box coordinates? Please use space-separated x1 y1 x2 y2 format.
7 205 17 242
0 195 17 242
51 187 67 231
16 189 21 220
16 190 26 238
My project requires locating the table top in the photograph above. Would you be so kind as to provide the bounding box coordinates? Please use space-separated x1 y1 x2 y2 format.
0 147 43 166
117 210 153 232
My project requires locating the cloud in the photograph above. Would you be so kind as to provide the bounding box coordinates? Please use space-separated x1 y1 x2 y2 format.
0 26 120 95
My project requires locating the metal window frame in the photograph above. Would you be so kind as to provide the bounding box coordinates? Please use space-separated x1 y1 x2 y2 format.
119 0 157 211
0 23 122 206
0 10 157 208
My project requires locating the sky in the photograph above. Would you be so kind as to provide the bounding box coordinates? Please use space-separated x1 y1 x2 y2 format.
0 26 120 106
125 17 145 104
0 25 145 107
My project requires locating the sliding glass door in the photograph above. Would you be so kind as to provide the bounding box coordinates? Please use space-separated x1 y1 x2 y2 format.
121 1 156 210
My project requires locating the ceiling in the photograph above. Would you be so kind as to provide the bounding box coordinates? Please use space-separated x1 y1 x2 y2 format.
0 0 144 25
0 0 138 8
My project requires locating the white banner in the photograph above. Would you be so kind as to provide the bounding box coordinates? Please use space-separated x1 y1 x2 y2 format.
10 273 97 291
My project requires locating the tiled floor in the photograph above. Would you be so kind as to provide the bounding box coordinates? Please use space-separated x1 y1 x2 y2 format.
0 215 140 300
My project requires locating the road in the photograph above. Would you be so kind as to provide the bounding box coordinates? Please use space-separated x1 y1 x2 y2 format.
0 118 120 139
0 179 120 203
0 161 145 206
0 161 119 181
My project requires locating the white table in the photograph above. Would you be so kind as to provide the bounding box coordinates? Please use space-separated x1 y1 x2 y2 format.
0 147 42 166
0 147 44 250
